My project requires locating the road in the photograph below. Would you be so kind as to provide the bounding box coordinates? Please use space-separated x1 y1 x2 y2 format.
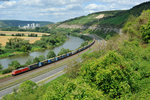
0 34 101 99
0 66 66 98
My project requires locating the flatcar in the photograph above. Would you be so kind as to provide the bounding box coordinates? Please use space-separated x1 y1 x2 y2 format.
67 52 72 56
42 60 49 66
28 63 38 70
48 58 56 63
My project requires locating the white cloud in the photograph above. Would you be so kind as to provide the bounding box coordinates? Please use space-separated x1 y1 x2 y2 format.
0 1 16 8
0 0 149 22
21 0 43 6
85 4 98 10
85 3 109 13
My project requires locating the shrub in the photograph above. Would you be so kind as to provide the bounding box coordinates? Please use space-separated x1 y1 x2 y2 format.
58 48 71 56
140 21 150 43
47 50 56 59
39 55 45 61
65 61 81 79
8 61 21 70
5 38 31 51
80 51 140 98
2 68 12 74
0 64 3 71
19 80 37 95
33 57 40 63
80 41 88 48
25 58 33 66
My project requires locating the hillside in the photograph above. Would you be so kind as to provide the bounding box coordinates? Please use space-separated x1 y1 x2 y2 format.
2 9 150 100
0 20 53 28
53 1 150 29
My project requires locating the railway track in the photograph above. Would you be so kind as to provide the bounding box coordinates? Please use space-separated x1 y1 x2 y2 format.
0 34 101 98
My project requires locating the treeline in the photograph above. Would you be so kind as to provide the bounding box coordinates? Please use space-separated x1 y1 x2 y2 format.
12 33 25 36
6 33 66 52
0 33 39 37
1 26 72 35
0 34 6 36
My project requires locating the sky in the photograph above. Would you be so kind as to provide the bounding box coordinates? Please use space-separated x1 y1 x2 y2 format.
0 0 149 22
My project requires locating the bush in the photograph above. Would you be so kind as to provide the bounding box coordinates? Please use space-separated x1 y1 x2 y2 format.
0 43 4 54
47 50 56 59
0 64 3 71
140 21 150 43
65 61 81 79
42 78 104 100
33 57 40 63
25 58 33 66
58 48 71 56
123 10 150 41
19 80 37 95
2 68 12 74
80 41 88 48
5 38 31 52
39 55 45 61
8 61 21 70
80 51 140 98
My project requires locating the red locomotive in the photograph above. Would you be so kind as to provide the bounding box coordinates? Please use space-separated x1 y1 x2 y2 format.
12 67 29 76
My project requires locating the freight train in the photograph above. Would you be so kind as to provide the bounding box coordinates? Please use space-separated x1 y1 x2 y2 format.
12 40 95 76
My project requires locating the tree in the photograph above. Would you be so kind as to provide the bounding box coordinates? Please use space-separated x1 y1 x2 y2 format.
8 61 21 70
19 80 37 95
140 21 150 43
0 43 4 54
0 64 3 71
39 55 45 61
47 50 56 59
5 38 31 51
58 48 71 56
33 57 40 63
25 58 33 65
80 51 140 98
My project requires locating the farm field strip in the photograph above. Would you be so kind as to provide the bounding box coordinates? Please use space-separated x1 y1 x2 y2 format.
0 31 49 36
0 36 41 46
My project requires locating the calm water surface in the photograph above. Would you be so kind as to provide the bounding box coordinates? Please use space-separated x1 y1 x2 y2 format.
0 36 84 68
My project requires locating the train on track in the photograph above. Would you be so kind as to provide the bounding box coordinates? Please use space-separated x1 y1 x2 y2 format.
12 40 95 76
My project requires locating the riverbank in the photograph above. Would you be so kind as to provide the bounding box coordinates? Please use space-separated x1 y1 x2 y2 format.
0 36 84 69
0 41 66 59
0 52 27 59
0 35 67 59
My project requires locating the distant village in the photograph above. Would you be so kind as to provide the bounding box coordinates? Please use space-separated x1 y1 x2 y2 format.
18 23 40 29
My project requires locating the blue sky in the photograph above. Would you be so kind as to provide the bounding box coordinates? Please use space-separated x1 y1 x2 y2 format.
0 0 149 22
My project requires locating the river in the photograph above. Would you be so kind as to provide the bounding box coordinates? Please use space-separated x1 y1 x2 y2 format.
0 36 84 68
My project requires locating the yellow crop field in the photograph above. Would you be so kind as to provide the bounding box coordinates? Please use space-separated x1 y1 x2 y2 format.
0 31 50 46
0 31 49 37
0 36 41 46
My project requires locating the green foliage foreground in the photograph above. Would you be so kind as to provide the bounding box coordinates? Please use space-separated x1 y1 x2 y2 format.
2 34 150 100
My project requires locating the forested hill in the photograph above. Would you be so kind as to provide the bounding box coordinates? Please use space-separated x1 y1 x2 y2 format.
0 20 53 28
3 9 150 100
53 1 150 28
